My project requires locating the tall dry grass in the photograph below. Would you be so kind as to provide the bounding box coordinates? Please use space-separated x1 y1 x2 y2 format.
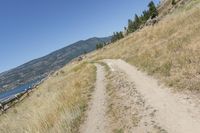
0 61 96 133
91 0 200 91
1 0 200 132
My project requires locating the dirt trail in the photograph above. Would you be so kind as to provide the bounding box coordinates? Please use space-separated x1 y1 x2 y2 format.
106 69 167 133
79 64 109 133
104 59 200 133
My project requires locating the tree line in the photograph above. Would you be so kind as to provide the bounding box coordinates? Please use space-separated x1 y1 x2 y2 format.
96 42 107 50
111 32 124 43
111 1 158 43
96 1 158 50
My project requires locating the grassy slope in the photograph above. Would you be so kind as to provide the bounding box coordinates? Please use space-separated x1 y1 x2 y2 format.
1 0 200 132
0 61 96 133
92 0 200 91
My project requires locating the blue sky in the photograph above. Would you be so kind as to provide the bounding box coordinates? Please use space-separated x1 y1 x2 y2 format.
0 0 159 73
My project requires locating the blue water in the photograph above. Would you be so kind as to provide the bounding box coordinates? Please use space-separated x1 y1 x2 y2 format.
0 79 40 101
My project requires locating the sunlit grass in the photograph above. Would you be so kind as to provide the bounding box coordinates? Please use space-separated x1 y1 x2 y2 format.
0 61 96 133
1 0 200 132
91 0 200 91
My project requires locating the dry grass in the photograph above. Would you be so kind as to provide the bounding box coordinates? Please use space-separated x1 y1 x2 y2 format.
1 0 200 132
90 0 200 91
0 61 96 133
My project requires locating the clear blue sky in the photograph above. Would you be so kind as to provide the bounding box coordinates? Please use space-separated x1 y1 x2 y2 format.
0 0 159 73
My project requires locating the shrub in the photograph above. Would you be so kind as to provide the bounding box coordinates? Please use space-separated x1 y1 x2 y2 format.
172 0 176 5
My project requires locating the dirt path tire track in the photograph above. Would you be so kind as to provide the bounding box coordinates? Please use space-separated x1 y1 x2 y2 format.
106 70 168 133
105 59 200 133
79 64 109 133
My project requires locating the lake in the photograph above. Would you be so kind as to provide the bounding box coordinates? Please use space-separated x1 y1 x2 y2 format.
0 79 41 101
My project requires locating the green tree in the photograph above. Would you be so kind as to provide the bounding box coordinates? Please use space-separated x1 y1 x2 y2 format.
118 32 124 39
148 1 158 19
141 10 150 23
111 0 159 41
96 43 103 50
111 32 117 42
172 0 176 5
128 19 134 33
134 14 141 29
111 31 124 43
96 44 99 49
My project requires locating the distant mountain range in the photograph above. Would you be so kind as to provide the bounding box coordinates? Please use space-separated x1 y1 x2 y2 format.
0 37 111 92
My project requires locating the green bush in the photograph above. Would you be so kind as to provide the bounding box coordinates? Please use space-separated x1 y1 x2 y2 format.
172 0 176 5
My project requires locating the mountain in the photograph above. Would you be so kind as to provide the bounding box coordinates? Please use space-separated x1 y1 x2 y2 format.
0 37 111 92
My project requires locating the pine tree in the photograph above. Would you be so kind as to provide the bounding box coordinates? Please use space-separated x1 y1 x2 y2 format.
134 14 141 29
119 32 124 39
172 0 176 5
148 1 158 19
111 31 124 43
142 10 150 22
96 44 99 49
111 32 117 42
96 43 104 49
128 19 137 33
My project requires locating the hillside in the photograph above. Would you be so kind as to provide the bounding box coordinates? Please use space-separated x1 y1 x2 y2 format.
1 0 200 133
0 37 111 92
92 0 200 91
